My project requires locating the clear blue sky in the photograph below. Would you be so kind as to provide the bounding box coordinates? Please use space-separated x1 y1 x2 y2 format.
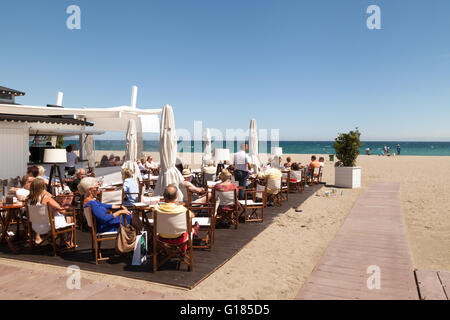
1 0 450 141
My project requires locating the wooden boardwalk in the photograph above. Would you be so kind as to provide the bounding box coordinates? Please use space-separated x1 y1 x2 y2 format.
0 262 178 300
297 182 419 300
415 269 449 300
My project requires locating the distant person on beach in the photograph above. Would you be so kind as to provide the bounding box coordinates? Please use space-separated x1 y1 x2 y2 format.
233 143 252 200
383 145 388 155
365 147 371 155
396 144 401 155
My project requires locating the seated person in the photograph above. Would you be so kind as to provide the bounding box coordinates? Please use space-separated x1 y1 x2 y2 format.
145 156 159 170
202 160 217 180
36 166 50 185
23 166 40 190
212 169 239 225
289 163 304 183
153 185 197 249
181 169 208 203
100 155 109 167
114 156 122 166
138 159 149 179
175 157 184 173
284 157 292 168
108 154 116 167
308 155 321 173
87 167 96 177
257 167 282 196
69 168 86 192
122 168 139 206
26 178 73 246
318 157 325 168
78 177 131 234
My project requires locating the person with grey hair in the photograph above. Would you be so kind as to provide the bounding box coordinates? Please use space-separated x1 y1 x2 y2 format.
79 177 131 233
233 143 252 200
70 168 86 192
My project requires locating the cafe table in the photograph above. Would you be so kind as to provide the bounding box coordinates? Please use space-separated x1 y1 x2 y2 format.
0 201 26 253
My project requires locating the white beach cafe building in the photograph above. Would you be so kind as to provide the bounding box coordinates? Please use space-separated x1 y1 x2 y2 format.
0 85 161 181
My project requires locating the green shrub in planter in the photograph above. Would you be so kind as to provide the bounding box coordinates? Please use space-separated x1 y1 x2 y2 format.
333 128 362 167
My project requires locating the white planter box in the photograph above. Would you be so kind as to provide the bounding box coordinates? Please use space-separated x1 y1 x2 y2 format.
335 166 361 188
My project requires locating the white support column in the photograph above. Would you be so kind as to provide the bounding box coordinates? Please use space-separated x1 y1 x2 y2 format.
79 134 85 161
131 86 138 108
56 92 64 106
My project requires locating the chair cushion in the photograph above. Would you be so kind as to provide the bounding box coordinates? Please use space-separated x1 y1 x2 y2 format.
97 231 118 237
192 217 211 226
238 200 263 206
55 222 75 230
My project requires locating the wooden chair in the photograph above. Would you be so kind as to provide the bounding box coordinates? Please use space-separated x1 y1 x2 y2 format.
83 206 120 264
97 188 123 205
26 204 76 255
152 207 193 272
202 172 217 189
212 187 239 229
266 177 283 207
239 184 267 223
187 189 215 250
289 168 306 193
281 170 291 202
309 167 322 185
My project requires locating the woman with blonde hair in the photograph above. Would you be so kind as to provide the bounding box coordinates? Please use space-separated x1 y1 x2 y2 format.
211 169 239 227
122 168 140 206
78 177 131 233
26 178 72 246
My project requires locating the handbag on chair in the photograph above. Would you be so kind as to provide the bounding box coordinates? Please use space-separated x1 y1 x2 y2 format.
116 215 137 253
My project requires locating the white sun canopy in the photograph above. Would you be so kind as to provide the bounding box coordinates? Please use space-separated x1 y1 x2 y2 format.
0 104 162 133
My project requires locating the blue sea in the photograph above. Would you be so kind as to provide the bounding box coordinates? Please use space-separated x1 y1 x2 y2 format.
63 140 450 156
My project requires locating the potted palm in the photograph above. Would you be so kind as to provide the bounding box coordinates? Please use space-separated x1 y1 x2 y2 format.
333 128 362 188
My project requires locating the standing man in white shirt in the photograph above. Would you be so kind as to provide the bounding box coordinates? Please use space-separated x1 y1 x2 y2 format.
65 145 78 176
233 143 252 200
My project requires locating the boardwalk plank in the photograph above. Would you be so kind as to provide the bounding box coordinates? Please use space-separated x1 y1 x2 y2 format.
437 271 450 300
415 269 447 300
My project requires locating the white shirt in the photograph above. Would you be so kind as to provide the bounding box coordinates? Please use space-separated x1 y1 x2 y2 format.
233 151 251 172
66 152 78 167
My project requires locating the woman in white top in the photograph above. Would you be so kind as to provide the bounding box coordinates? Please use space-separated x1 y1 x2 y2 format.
26 178 73 246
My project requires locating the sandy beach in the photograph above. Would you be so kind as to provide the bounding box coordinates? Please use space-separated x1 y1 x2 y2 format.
65 151 450 299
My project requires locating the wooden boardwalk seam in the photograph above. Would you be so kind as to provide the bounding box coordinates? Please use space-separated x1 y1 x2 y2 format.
297 182 419 300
